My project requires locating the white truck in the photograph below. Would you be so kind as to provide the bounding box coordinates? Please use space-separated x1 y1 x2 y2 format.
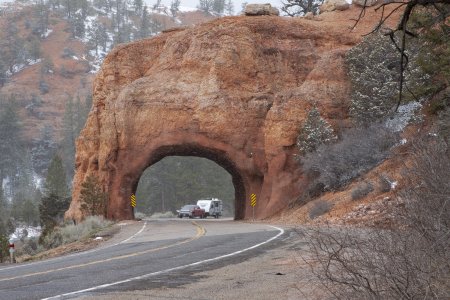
196 198 223 218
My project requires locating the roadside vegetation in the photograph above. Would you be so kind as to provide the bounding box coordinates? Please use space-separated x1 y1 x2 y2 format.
293 3 450 298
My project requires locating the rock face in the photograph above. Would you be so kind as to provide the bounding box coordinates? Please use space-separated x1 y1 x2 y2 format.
353 0 379 7
320 0 350 12
65 15 359 222
244 4 280 16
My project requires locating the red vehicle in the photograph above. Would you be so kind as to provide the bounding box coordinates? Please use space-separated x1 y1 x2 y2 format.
177 205 206 218
192 206 206 218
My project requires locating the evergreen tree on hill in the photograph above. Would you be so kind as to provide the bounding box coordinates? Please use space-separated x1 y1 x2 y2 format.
0 97 24 186
296 106 337 155
39 155 70 242
44 155 69 199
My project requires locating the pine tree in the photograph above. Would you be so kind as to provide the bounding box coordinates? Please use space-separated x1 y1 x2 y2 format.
170 0 181 17
87 22 110 55
10 151 38 225
1 23 25 73
0 184 9 234
346 33 401 126
225 0 234 16
296 106 337 154
134 0 143 15
198 0 214 14
44 155 69 199
139 6 151 38
212 0 225 14
39 155 70 241
39 192 69 242
32 125 57 176
0 97 24 187
34 0 50 37
0 232 8 263
26 36 42 61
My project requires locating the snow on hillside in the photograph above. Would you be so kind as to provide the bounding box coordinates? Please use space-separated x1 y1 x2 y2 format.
9 225 41 241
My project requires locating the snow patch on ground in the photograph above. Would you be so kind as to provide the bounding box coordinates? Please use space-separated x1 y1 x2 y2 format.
42 29 53 39
179 6 198 12
385 102 422 132
390 181 398 190
9 225 42 241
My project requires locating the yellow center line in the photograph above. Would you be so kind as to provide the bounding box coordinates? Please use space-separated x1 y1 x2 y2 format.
0 221 206 283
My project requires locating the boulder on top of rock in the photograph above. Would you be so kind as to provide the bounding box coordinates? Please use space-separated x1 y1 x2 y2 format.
244 3 280 16
353 0 378 7
320 0 350 12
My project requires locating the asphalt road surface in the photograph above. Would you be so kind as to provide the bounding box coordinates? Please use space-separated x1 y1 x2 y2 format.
0 219 284 300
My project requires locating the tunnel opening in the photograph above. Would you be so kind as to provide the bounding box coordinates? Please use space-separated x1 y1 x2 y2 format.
135 156 235 218
129 144 246 220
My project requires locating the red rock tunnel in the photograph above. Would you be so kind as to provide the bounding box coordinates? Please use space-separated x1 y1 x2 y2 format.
64 16 353 222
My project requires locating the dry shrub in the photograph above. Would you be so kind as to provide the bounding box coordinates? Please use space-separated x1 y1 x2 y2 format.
378 174 393 193
302 124 398 191
303 137 450 299
309 200 333 220
351 182 374 201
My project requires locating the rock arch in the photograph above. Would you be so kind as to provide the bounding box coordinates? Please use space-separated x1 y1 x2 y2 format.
111 135 251 220
65 16 355 221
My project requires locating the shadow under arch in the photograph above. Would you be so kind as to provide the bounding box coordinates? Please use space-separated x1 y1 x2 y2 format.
128 144 246 220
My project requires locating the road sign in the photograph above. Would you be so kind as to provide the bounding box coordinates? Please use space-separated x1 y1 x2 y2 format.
8 240 14 252
8 240 15 263
130 194 136 208
250 193 256 207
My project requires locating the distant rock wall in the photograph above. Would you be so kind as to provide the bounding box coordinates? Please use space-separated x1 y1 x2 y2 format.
65 15 359 221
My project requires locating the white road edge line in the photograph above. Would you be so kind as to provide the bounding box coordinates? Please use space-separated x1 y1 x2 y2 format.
118 221 147 244
42 225 285 300
0 221 148 272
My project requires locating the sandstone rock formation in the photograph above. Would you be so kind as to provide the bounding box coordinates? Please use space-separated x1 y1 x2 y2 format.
320 0 350 12
353 0 379 7
244 3 280 16
65 13 369 222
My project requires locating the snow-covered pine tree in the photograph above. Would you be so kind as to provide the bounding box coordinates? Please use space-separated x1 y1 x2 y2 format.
346 33 399 126
297 106 337 154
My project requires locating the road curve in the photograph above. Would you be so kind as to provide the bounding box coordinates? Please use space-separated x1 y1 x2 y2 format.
0 219 284 300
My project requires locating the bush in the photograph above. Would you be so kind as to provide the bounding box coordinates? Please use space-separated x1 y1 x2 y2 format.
134 212 147 220
20 237 44 256
42 216 112 249
302 124 398 191
0 234 8 263
378 174 393 192
59 66 75 78
351 182 374 200
309 200 333 220
39 80 49 94
61 47 75 58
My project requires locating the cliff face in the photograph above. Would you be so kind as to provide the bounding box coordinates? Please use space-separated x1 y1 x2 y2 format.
66 12 365 221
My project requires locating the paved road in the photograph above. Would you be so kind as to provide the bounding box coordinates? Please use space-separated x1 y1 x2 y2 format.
0 219 284 300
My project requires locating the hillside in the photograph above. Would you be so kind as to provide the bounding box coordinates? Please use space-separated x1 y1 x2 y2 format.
0 1 216 143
